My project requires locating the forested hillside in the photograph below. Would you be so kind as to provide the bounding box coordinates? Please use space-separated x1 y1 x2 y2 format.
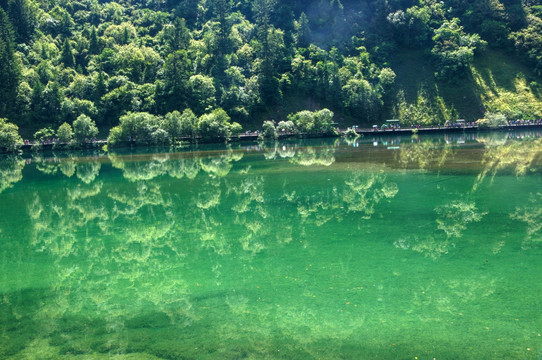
1 0 541 137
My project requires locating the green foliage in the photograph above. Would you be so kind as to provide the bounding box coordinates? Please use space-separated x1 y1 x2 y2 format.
431 18 487 80
230 121 243 137
60 38 75 68
73 114 98 142
163 109 198 139
56 122 74 143
379 68 396 88
189 74 216 115
313 108 337 135
198 108 233 140
0 0 540 140
288 110 314 133
343 128 359 139
477 112 507 128
159 49 191 112
510 16 542 76
395 89 457 126
287 108 336 135
261 120 277 139
0 8 21 118
108 108 241 146
277 120 296 134
0 117 22 152
33 127 54 142
112 111 161 144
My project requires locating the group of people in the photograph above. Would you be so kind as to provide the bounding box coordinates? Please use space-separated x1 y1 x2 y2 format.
508 119 542 126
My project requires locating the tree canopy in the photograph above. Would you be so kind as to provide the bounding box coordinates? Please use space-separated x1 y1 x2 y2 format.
0 0 540 138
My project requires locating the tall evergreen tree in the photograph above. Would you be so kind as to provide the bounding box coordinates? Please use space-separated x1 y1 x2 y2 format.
158 50 192 112
0 9 20 118
95 70 106 103
30 78 44 123
210 0 232 88
166 17 190 52
253 0 280 105
7 0 35 43
89 26 100 55
296 12 311 48
60 38 75 68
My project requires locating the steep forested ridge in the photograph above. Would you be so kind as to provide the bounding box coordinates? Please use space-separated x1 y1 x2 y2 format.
0 0 541 138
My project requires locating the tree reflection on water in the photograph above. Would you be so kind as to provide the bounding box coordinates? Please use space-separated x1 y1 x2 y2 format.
0 155 24 194
0 132 541 358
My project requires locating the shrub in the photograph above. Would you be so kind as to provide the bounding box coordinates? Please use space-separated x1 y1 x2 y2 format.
477 112 507 128
287 108 336 134
277 120 296 134
343 128 359 139
230 122 243 137
33 127 55 143
57 122 74 143
197 108 233 140
314 109 337 135
107 112 161 146
288 110 315 133
73 114 98 142
0 118 23 152
261 121 277 139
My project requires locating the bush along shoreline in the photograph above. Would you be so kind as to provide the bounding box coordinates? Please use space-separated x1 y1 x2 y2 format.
3 109 542 154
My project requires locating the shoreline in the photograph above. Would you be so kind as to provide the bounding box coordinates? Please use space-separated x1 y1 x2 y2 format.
10 124 542 154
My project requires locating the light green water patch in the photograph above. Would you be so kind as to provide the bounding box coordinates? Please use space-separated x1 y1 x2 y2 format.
1 133 542 359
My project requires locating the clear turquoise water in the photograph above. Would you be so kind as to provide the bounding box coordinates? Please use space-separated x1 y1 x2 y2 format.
0 132 541 359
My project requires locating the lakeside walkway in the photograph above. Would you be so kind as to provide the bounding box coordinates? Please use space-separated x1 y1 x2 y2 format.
17 123 542 152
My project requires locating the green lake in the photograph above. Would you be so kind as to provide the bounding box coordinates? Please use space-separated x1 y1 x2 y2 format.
1 131 541 359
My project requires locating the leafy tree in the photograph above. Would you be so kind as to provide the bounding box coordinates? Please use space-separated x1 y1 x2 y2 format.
41 81 63 125
313 108 337 135
113 44 162 84
163 108 197 140
94 70 107 102
253 0 281 104
378 67 396 89
179 108 198 138
160 17 191 53
477 112 507 128
189 74 216 115
342 78 382 121
104 22 137 45
288 110 314 133
230 121 242 137
110 111 160 144
510 16 542 76
89 26 100 55
431 18 487 80
73 114 98 142
198 108 234 140
56 122 74 143
277 120 296 134
45 6 75 37
0 117 22 152
261 120 277 139
33 127 55 143
209 0 232 80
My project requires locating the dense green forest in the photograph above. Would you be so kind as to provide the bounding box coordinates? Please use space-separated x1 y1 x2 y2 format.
1 0 542 143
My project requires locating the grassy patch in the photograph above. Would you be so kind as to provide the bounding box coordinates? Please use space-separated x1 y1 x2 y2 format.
391 49 542 121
